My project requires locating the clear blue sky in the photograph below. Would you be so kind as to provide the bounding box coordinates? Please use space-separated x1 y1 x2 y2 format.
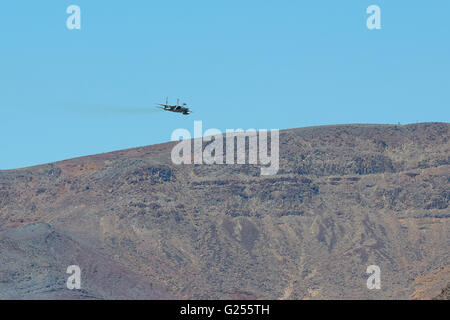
1 1 449 169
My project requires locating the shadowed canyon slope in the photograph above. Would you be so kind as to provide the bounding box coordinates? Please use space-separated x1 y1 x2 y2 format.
0 123 448 299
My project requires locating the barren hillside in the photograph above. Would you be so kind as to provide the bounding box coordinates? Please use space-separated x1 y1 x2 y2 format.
0 123 448 299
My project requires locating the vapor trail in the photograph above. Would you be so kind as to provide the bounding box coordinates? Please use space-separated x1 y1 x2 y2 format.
60 103 163 116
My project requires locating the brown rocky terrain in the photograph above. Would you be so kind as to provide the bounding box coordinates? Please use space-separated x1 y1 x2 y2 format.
433 283 450 300
0 122 448 299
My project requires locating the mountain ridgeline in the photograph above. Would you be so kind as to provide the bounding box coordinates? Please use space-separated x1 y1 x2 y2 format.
0 123 448 299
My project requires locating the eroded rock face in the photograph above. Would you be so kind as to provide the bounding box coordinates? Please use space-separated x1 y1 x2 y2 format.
434 283 450 300
0 123 448 299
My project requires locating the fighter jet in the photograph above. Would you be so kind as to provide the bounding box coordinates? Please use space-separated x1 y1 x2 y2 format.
156 97 192 115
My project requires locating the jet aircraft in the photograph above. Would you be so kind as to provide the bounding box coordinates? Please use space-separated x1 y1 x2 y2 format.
156 97 192 115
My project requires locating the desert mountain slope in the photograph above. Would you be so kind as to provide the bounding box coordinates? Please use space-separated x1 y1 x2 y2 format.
434 283 450 300
0 122 448 299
